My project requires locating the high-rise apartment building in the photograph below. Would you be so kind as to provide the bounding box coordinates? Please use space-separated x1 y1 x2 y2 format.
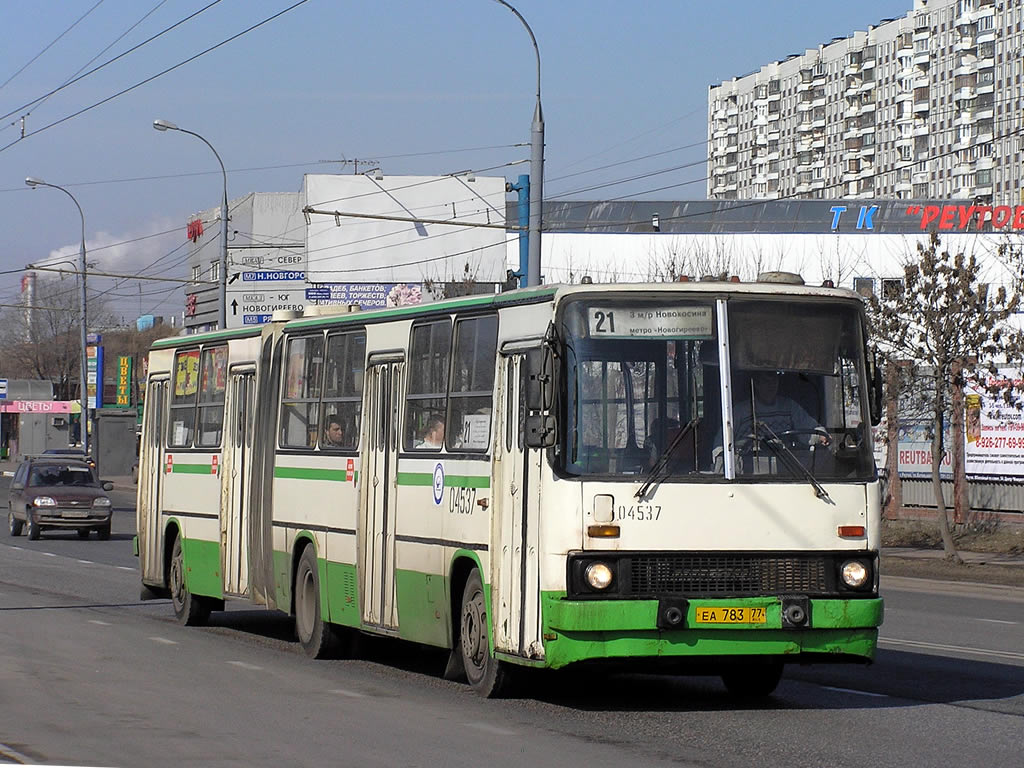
707 0 1022 203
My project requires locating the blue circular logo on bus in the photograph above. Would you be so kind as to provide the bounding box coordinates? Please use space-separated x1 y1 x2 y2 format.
432 463 445 505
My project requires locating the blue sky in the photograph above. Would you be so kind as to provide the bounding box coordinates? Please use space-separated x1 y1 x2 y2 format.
0 0 912 318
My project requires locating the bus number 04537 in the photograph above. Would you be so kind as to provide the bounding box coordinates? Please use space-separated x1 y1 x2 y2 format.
449 487 477 515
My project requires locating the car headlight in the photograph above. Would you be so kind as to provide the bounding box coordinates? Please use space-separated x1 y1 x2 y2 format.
32 496 57 507
585 562 614 590
840 559 869 588
93 497 112 508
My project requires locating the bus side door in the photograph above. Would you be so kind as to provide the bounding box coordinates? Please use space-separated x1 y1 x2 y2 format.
359 357 403 630
222 367 255 597
492 352 543 659
138 377 167 587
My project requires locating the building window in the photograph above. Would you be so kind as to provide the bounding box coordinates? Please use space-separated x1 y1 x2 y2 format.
209 260 219 282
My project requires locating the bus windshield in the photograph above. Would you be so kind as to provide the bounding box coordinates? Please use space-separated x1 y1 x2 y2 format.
559 295 874 483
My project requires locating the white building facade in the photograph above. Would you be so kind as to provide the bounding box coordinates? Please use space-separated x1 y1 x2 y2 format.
708 0 1022 204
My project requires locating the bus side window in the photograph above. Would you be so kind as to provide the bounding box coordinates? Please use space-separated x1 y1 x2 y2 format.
279 334 324 449
405 320 451 450
447 315 498 452
321 330 365 451
196 346 227 448
169 349 200 448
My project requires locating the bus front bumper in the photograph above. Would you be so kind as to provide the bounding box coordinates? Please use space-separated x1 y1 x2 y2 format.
537 594 883 669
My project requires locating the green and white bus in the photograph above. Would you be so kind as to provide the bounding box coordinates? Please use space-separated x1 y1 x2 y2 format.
136 277 884 697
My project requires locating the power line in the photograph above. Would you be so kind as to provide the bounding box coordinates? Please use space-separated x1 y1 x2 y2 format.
17 0 174 124
0 0 311 155
0 0 105 93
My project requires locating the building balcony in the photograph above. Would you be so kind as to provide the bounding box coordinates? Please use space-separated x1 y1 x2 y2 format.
971 183 994 198
977 29 995 44
797 121 814 134
955 35 977 52
977 80 994 94
812 117 826 129
913 50 930 66
977 156 994 170
797 100 813 112
977 55 994 70
913 121 929 136
844 62 861 77
954 61 978 77
895 180 913 193
955 10 976 27
863 57 876 70
913 99 930 114
955 85 977 101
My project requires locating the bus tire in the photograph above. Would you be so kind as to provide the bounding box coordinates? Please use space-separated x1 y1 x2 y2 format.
459 568 509 698
295 545 338 659
170 535 211 626
721 660 784 698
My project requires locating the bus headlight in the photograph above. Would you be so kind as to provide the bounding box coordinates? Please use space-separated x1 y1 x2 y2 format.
585 562 614 590
840 560 869 588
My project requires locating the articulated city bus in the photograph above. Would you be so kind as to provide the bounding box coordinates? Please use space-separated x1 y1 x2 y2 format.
136 277 884 697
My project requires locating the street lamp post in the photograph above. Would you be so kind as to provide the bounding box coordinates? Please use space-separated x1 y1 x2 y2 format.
493 0 544 287
153 119 229 329
24 177 90 456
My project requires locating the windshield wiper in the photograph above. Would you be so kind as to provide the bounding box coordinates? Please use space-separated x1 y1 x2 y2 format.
635 417 700 499
753 421 833 503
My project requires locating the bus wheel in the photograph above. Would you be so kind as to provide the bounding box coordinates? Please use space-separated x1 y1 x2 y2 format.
295 545 338 659
721 661 784 698
459 568 509 698
170 535 210 626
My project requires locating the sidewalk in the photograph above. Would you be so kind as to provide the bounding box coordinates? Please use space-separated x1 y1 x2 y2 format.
883 546 1024 566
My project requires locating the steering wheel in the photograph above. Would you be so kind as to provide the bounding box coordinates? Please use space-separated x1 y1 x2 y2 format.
775 428 831 449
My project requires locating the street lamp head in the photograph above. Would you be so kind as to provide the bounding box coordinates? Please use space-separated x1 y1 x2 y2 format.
25 176 46 188
153 119 179 132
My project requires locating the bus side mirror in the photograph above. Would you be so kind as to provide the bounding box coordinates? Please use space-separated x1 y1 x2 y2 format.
869 356 883 426
526 348 553 412
525 414 557 448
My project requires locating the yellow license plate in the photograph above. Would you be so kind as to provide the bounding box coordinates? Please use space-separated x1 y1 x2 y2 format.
694 606 767 624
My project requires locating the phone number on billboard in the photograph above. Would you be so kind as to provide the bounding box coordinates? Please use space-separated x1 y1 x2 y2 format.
973 436 1024 449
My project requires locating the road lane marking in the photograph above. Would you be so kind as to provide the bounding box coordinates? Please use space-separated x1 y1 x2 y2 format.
41 552 56 557
77 559 93 564
881 636 1024 662
819 685 888 698
226 661 262 670
150 636 177 645
88 620 111 626
329 689 365 698
116 566 135 571
465 722 518 736
977 618 1018 626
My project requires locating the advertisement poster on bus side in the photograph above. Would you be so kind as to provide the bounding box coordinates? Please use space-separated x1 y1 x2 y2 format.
964 368 1024 477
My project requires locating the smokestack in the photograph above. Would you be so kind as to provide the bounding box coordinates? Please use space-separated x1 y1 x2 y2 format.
21 271 36 342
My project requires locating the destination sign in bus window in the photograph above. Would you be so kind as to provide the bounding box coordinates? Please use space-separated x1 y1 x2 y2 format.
586 306 713 339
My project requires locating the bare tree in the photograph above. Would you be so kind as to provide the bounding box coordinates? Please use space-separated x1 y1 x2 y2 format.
0 277 113 395
869 233 1023 562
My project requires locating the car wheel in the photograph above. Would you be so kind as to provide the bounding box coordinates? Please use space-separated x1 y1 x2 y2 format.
77 528 91 539
459 568 511 698
97 523 111 541
8 511 23 537
294 545 339 658
27 516 41 541
169 535 210 626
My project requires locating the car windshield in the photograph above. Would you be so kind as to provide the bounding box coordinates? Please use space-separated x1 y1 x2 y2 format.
28 464 98 487
560 297 723 478
559 294 875 483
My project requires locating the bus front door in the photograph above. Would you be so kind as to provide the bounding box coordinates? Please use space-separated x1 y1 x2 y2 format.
360 358 403 630
138 378 168 586
223 368 255 597
492 352 543 659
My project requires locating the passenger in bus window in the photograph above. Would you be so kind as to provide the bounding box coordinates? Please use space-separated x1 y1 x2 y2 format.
323 414 345 448
416 415 445 449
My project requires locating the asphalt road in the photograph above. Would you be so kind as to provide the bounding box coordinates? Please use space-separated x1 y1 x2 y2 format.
2 476 1023 767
